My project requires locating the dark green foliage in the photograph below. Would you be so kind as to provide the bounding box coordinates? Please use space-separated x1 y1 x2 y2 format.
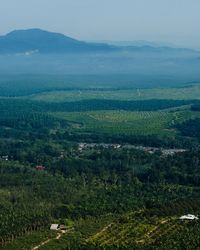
176 118 200 139
0 74 193 97
0 98 196 113
37 99 197 112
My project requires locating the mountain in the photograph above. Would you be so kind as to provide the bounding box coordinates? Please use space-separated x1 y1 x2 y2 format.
0 29 197 55
0 29 200 79
0 29 116 54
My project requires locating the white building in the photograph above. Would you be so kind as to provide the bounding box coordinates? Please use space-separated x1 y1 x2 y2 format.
50 224 67 231
179 214 199 220
50 224 60 230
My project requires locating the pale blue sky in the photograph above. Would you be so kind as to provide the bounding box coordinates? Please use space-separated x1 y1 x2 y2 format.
1 0 200 48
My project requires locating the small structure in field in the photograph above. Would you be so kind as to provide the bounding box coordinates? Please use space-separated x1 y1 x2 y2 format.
50 224 60 230
50 224 67 231
35 165 45 171
179 214 199 220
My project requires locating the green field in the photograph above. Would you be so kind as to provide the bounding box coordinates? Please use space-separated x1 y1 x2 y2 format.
52 109 200 136
30 85 200 102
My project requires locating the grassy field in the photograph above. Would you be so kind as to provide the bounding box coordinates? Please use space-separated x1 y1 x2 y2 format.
52 109 200 136
30 85 200 102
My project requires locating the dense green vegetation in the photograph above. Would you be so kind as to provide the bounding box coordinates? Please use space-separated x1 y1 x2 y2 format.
0 98 196 113
0 75 197 97
176 118 200 140
2 144 200 249
1 83 200 249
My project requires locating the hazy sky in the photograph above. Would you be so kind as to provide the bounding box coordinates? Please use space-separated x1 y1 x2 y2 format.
1 0 200 48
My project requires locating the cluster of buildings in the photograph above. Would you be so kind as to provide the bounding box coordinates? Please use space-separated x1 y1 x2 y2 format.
78 143 121 151
0 155 9 161
78 143 187 156
126 145 187 156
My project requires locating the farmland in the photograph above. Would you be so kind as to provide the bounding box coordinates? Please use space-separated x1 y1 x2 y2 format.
84 212 200 250
30 84 200 102
3 231 56 250
52 109 200 137
1 81 200 249
1 7 200 248
5 209 200 250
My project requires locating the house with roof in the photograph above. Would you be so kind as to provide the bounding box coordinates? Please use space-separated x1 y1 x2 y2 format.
50 224 60 230
50 224 67 231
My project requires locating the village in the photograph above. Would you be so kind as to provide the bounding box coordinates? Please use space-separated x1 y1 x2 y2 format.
78 143 187 156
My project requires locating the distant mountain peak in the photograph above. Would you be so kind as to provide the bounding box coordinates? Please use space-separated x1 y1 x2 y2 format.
5 28 77 42
7 28 45 34
0 28 114 54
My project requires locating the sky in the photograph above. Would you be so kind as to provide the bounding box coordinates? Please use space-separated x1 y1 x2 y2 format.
0 0 200 48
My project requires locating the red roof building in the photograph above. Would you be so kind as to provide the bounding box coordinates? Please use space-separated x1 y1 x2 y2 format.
35 165 45 171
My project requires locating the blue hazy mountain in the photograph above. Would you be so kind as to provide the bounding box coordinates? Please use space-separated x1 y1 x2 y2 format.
0 29 116 54
0 29 200 82
0 29 197 55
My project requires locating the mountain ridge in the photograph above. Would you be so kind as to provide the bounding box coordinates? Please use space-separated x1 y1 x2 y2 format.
0 28 197 54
